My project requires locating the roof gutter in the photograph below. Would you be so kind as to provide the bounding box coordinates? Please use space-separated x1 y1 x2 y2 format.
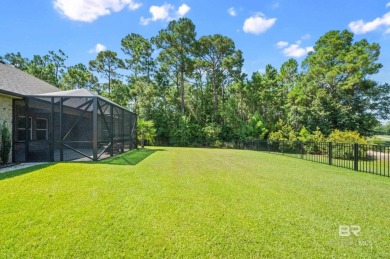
0 89 24 99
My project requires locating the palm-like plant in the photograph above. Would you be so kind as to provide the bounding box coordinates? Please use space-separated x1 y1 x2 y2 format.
137 119 156 148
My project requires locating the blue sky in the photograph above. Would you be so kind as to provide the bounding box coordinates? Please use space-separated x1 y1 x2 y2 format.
1 0 390 83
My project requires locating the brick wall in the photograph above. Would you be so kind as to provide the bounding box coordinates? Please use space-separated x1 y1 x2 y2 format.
0 95 13 163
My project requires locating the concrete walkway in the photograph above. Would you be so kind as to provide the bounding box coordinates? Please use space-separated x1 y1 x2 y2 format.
0 163 45 174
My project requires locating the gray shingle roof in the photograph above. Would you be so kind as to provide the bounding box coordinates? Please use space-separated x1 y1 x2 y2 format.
35 89 122 109
37 88 98 97
0 63 59 96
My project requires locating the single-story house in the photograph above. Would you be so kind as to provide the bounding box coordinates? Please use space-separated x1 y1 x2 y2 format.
0 62 137 163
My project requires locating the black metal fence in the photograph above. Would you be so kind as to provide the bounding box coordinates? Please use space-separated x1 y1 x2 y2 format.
230 140 390 177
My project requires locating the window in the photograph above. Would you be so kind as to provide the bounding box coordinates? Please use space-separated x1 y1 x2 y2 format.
36 118 48 140
17 116 32 141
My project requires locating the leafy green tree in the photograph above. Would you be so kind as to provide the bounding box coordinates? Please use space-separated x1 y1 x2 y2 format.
308 127 327 142
102 79 130 108
3 23 389 147
247 113 268 140
89 50 125 95
202 123 221 147
128 80 155 118
137 119 157 148
48 50 68 86
196 34 236 115
367 136 384 145
26 54 57 85
374 121 390 135
300 30 386 135
279 59 299 127
269 119 297 142
303 127 327 154
1 50 67 87
269 119 298 153
219 97 248 141
0 52 29 70
25 50 67 87
121 33 155 80
247 64 283 131
243 72 262 118
152 18 197 113
121 33 156 118
61 63 98 90
172 115 194 146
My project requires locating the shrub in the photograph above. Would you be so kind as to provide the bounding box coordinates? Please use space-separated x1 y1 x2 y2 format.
328 129 367 144
269 119 297 142
171 116 195 147
305 127 327 154
269 119 298 153
247 114 268 140
308 127 327 143
328 130 367 160
211 140 222 148
202 123 221 148
367 136 384 145
298 126 310 142
0 121 11 164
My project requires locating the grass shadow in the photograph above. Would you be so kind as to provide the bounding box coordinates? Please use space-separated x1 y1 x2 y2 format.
0 163 54 181
1 149 163 180
97 148 164 165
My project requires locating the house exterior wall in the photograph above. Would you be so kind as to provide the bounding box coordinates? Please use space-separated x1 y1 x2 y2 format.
0 95 13 163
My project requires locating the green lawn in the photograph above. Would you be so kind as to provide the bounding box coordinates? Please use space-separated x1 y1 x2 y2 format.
1 147 389 257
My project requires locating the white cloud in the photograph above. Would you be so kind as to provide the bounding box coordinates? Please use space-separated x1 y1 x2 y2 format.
140 3 190 25
54 0 142 22
301 34 311 40
387 2 390 8
277 40 313 58
272 2 280 9
151 4 171 20
283 44 307 57
243 14 276 35
128 2 142 10
276 41 288 48
140 4 172 25
228 7 236 16
89 43 107 53
306 46 314 52
386 28 390 34
178 4 190 17
349 12 390 34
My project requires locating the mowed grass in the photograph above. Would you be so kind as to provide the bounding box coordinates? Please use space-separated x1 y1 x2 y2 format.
0 147 390 257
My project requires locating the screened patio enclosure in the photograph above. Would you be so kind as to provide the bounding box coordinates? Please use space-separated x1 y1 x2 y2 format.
13 89 137 162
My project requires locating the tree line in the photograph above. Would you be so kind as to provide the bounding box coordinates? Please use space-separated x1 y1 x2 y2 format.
1 18 389 146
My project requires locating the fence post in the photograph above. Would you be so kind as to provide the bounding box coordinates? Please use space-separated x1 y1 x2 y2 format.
282 140 284 155
328 142 332 165
354 143 359 171
300 141 304 159
267 140 270 153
